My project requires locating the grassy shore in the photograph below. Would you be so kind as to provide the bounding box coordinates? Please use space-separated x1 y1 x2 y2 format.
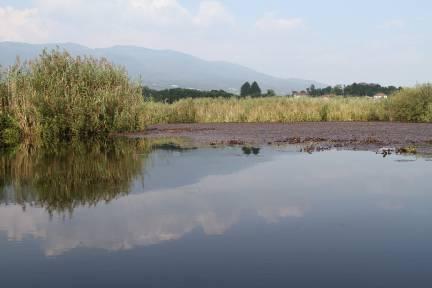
1 50 431 146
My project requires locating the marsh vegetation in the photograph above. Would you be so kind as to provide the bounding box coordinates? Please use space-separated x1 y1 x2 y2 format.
142 96 390 124
1 49 431 147
0 49 145 146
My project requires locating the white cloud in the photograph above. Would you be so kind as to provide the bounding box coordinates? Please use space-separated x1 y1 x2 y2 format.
256 16 304 31
2 0 235 48
129 0 182 9
193 1 234 27
0 6 47 42
127 0 190 26
34 0 231 28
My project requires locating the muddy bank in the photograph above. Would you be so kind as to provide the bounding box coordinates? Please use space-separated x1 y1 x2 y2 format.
125 122 432 153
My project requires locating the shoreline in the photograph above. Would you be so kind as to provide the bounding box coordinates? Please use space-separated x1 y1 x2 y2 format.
123 122 432 153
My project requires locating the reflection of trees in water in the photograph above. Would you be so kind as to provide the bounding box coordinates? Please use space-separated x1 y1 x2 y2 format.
0 139 152 215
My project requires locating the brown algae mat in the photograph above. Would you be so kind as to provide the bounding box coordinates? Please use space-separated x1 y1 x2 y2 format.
124 122 432 154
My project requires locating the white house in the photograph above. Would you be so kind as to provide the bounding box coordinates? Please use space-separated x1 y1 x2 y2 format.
292 91 308 98
373 93 388 100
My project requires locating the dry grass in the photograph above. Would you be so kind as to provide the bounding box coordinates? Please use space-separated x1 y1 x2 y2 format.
142 96 390 124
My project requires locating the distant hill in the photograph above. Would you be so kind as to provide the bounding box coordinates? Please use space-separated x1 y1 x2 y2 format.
0 42 324 94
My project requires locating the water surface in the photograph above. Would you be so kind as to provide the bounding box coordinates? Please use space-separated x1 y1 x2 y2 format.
0 141 431 287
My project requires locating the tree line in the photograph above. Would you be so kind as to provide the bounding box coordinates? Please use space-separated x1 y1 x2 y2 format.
142 87 235 103
143 81 276 103
305 83 402 97
142 81 401 104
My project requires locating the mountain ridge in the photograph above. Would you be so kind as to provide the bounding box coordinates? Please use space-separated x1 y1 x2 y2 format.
0 42 324 94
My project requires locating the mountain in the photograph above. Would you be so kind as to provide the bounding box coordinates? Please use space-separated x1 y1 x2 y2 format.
0 42 323 94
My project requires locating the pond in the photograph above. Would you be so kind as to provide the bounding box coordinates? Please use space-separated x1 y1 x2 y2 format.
0 140 431 288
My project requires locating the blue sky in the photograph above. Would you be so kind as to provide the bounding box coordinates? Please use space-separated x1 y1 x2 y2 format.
1 0 431 86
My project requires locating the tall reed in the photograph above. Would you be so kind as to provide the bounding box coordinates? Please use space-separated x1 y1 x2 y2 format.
0 49 145 144
389 84 432 122
142 96 390 124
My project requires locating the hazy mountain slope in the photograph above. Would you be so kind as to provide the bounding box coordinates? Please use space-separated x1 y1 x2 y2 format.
0 42 323 94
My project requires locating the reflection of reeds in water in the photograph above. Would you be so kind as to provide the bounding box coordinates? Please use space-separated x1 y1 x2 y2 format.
0 139 154 215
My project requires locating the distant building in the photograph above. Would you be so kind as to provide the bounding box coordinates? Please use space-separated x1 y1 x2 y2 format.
373 93 388 100
292 90 308 98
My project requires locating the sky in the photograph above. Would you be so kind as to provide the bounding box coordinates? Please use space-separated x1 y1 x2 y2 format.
0 0 431 86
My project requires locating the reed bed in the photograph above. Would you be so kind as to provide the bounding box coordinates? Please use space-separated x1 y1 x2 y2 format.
142 97 390 124
0 49 145 145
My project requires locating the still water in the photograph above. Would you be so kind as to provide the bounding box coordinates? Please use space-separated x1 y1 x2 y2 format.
0 140 431 287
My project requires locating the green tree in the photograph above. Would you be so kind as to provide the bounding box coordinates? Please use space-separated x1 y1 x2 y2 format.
266 89 276 97
307 84 317 96
250 81 262 97
333 85 344 96
240 82 251 97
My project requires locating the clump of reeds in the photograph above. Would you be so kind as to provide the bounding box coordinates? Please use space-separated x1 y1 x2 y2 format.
389 84 432 122
0 49 145 145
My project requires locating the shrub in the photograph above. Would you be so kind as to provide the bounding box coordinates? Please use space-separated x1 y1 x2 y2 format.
389 84 432 122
